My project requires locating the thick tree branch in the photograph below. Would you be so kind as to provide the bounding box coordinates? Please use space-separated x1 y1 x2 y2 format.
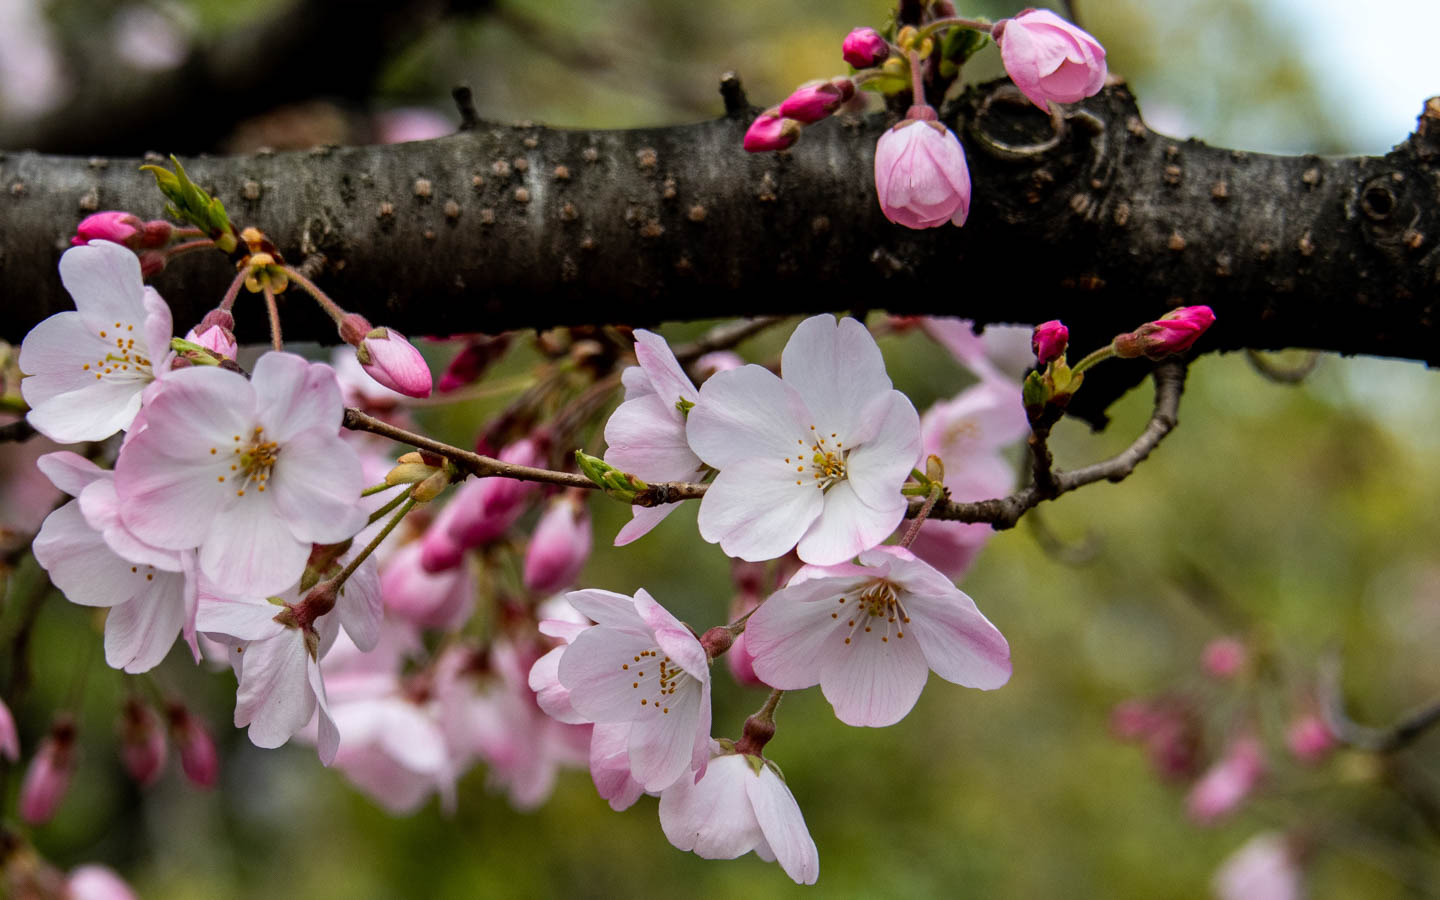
0 0 495 155
5 82 1439 422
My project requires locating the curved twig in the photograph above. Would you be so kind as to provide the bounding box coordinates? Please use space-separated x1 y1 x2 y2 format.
1320 651 1440 753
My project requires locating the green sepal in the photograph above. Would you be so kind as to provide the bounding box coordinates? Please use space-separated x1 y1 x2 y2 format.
139 155 235 248
575 451 649 502
939 23 990 67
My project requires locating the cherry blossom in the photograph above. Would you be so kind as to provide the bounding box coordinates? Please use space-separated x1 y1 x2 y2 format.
993 9 1107 111
19 718 76 825
688 314 920 565
0 695 16 762
745 545 1010 727
523 493 592 593
32 451 197 673
380 538 476 629
554 588 712 791
659 742 819 885
604 329 705 545
19 240 173 443
65 865 139 900
874 113 971 229
1188 736 1266 824
1213 832 1304 900
168 705 219 788
114 351 366 598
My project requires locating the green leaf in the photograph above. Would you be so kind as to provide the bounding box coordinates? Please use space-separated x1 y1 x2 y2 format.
940 24 990 66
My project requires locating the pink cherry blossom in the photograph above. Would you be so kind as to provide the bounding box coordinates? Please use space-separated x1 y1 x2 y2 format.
743 109 800 153
746 545 1010 727
524 493 593 594
778 78 853 124
32 452 198 673
874 117 971 229
19 718 76 824
994 9 1107 110
1213 832 1304 900
356 327 432 398
114 351 366 598
555 588 712 791
65 865 138 900
841 26 889 68
380 538 476 628
1201 636 1248 679
443 437 543 551
1188 736 1266 824
19 240 173 442
688 315 920 565
604 329 706 545
0 695 18 762
904 379 1027 578
659 743 819 885
918 318 1036 383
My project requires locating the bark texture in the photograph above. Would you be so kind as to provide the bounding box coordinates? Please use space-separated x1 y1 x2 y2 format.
3 79 1439 421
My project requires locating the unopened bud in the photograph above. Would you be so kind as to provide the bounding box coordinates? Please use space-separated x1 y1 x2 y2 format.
778 79 853 125
523 494 593 594
19 716 77 825
743 109 802 153
1286 714 1337 766
0 695 17 763
924 453 945 485
167 705 219 788
1113 306 1216 360
72 212 142 248
438 335 511 392
1032 320 1069 364
842 26 890 68
699 626 735 659
357 327 433 398
119 698 167 787
138 251 166 279
1200 636 1247 680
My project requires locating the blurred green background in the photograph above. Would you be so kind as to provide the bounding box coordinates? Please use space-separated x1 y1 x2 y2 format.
5 1 1440 897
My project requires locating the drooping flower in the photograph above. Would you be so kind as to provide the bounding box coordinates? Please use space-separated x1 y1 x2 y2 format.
554 588 712 791
688 314 920 565
19 240 173 442
993 9 1107 110
167 704 219 788
1213 832 1304 900
524 493 593 594
745 545 1011 727
32 451 198 673
903 379 1027 578
874 111 971 229
119 697 168 786
114 351 367 598
19 717 76 825
604 329 706 545
659 741 820 885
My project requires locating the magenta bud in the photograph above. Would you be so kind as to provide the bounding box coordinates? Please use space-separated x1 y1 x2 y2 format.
842 26 890 68
358 327 433 398
137 219 175 249
1200 636 1247 680
523 494 593 594
338 312 374 346
445 438 544 549
699 626 735 659
419 526 465 573
137 250 166 278
743 109 802 153
1113 306 1216 359
72 211 142 248
119 698 167 787
0 695 18 762
20 717 77 825
1031 320 1069 364
1285 714 1337 766
168 705 219 789
778 80 850 125
437 335 511 392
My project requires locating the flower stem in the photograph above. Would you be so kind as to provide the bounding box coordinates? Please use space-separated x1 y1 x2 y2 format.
915 16 994 44
1070 344 1116 376
164 239 216 259
366 489 411 526
908 49 928 108
900 482 944 548
282 265 348 326
334 495 418 589
360 481 398 498
262 283 283 351
218 270 246 312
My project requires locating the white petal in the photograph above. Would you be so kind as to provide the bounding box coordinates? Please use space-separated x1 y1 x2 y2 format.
103 575 187 673
632 329 698 405
26 379 144 444
613 503 678 547
563 589 645 628
659 753 762 859
269 429 366 545
745 574 869 689
687 364 812 468
696 458 822 562
844 391 921 513
900 593 1011 690
819 619 930 727
779 315 893 443
35 451 104 498
252 353 345 444
308 655 339 766
34 502 142 607
335 555 382 652
603 394 703 481
195 593 287 642
198 494 311 597
627 679 704 791
559 627 660 721
235 631 313 748
59 240 147 329
796 480 905 566
748 765 820 884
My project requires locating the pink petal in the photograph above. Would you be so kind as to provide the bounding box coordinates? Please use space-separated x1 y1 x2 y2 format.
745 573 870 689
559 627 663 721
195 593 287 642
819 619 930 727
269 428 366 544
33 502 143 608
103 577 187 673
696 457 824 562
747 764 820 885
308 655 339 766
796 479 905 566
604 394 703 481
632 329 698 406
659 752 761 858
35 450 104 498
626 677 705 790
336 555 382 652
590 722 646 811
59 240 147 329
234 631 313 749
198 495 312 597
252 352 345 444
78 477 181 571
687 365 813 468
779 315 893 444
563 589 646 628
613 503 678 547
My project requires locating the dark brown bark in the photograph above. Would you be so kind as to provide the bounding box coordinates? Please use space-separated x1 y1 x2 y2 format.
3 79 1438 422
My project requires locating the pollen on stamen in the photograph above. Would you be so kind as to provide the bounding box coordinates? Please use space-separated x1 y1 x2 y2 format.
640 699 647 705
632 682 638 688
844 637 852 644
130 566 137 573
82 364 89 370
218 476 225 482
145 574 153 581
99 331 107 337
210 448 216 455
237 489 245 496
882 636 888 642
114 322 121 328
622 664 628 670
831 613 838 619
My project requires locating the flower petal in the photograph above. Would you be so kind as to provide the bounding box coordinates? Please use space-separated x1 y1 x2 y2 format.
103 576 187 673
269 428 366 544
234 631 313 749
745 573 869 689
252 352 344 444
197 495 312 598
632 329 698 406
796 480 905 566
844 390 921 513
780 315 893 440
696 457 823 562
687 364 811 468
748 764 820 885
604 393 703 481
818 618 930 727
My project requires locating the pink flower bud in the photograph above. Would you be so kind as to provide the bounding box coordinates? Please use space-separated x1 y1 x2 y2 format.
842 27 890 68
994 9 1107 111
743 109 801 153
1188 736 1266 824
356 327 433 398
446 438 544 548
1113 306 1216 359
438 335 511 392
778 78 854 125
874 116 971 229
1031 320 1069 364
1201 636 1248 680
71 212 141 248
119 698 167 787
725 588 766 688
419 525 466 573
19 717 76 825
0 695 18 762
1109 698 1157 741
185 309 239 362
1285 714 1336 766
167 705 219 789
66 865 138 900
137 219 175 249
694 350 744 379
523 494 592 594
338 312 374 346
137 250 166 278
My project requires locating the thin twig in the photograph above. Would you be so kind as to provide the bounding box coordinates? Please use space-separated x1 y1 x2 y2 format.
672 316 786 363
451 85 482 132
1320 652 1440 753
